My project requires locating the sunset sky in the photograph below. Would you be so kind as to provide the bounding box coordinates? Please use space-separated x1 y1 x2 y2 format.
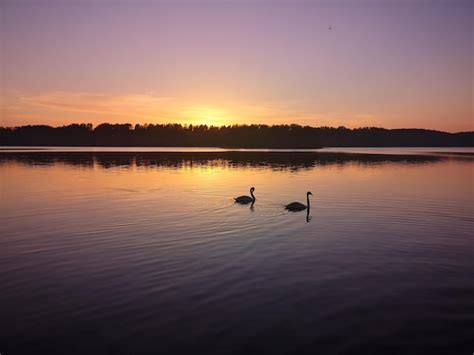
1 0 472 131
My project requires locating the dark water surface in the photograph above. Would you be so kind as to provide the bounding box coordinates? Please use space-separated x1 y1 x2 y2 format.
1 150 473 354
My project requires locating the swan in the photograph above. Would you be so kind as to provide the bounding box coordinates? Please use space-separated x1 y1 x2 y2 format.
285 191 312 211
234 187 256 204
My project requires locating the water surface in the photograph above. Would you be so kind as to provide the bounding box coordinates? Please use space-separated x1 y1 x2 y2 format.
1 150 473 354
1 145 473 155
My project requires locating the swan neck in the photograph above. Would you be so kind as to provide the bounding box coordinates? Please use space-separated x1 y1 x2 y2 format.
307 194 310 209
250 190 256 201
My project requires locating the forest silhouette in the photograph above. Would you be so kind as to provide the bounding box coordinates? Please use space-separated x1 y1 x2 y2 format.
0 123 472 148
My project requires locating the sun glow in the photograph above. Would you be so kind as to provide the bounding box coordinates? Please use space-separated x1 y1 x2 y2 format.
181 105 233 126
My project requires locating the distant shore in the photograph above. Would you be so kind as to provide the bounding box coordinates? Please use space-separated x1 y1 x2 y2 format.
1 123 472 148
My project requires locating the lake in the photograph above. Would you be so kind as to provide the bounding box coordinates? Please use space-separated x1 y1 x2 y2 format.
1 148 473 354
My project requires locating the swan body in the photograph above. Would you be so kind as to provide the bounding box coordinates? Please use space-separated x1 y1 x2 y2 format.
285 191 312 211
285 202 307 211
234 187 256 204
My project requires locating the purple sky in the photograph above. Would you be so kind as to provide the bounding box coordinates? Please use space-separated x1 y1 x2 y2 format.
1 0 472 131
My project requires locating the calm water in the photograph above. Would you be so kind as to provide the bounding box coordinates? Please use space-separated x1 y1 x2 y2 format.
1 146 474 155
1 150 473 354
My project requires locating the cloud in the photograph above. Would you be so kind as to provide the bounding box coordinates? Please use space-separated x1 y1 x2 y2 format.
21 92 176 119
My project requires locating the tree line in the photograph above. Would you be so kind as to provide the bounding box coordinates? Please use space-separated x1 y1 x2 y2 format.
0 123 472 147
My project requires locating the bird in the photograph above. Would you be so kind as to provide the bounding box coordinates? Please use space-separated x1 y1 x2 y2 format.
285 191 312 212
234 187 256 204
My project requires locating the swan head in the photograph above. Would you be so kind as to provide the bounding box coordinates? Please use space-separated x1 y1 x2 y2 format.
307 191 313 196
250 187 255 192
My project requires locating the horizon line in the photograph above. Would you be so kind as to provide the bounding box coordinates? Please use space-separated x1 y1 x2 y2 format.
2 122 472 134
